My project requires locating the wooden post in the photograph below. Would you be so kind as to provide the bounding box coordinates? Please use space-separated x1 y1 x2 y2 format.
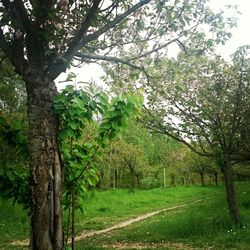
163 168 167 188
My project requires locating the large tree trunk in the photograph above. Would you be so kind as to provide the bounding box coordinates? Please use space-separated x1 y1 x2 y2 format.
223 155 241 225
25 74 63 250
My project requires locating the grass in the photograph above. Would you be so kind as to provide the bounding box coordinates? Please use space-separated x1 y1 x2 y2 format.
74 185 221 232
0 182 250 249
0 198 28 249
75 182 250 249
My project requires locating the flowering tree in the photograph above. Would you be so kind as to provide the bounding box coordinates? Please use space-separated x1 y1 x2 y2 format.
0 0 235 248
145 46 250 225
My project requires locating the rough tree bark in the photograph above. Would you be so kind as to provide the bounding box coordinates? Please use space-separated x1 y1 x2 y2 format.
25 72 63 249
223 154 241 225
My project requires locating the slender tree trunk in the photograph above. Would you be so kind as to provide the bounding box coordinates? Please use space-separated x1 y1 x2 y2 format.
113 170 116 189
119 169 123 188
215 173 218 186
200 172 205 187
136 175 140 188
209 176 212 185
163 168 167 188
223 155 241 225
171 175 176 187
26 75 63 250
71 183 75 250
183 174 189 186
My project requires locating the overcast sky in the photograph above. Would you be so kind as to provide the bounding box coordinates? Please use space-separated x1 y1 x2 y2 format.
56 0 250 89
210 0 250 58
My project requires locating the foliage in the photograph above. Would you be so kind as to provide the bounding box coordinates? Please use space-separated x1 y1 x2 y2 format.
145 46 250 162
53 84 142 244
97 120 186 189
103 138 149 189
0 197 28 249
0 51 28 207
0 0 236 80
53 85 143 201
0 115 29 207
144 46 250 224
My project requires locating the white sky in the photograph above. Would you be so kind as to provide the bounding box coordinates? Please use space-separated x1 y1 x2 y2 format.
210 0 250 59
56 0 250 90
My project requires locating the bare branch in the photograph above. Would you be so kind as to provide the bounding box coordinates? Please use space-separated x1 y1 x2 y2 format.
129 38 178 61
141 108 214 157
75 52 143 70
74 52 152 84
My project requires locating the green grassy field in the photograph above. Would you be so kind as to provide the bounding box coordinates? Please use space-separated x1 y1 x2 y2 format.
0 182 250 249
74 185 221 232
76 182 250 250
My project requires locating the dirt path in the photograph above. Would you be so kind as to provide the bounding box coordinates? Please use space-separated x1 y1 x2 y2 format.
11 199 203 247
74 199 202 241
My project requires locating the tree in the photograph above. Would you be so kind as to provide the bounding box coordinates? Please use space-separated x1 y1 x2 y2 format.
145 46 250 225
186 152 211 187
0 1 236 248
102 138 149 189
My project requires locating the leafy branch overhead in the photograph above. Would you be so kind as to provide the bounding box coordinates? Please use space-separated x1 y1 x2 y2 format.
0 0 236 79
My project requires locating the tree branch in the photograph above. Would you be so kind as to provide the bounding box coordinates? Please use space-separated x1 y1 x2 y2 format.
80 0 150 48
64 0 102 62
145 122 213 157
0 30 11 58
14 0 32 31
129 38 178 61
75 52 143 70
1 0 31 31
141 108 214 157
74 52 151 84
49 0 151 80
0 29 26 74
